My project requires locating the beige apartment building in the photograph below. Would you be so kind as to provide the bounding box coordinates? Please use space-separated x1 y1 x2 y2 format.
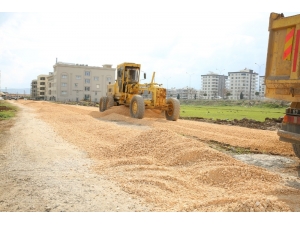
45 62 115 102
37 74 49 99
30 74 49 100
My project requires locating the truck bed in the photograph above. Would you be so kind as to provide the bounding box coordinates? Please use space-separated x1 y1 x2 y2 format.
265 13 300 102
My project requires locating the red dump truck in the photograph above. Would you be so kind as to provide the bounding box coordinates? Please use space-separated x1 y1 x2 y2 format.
265 12 300 159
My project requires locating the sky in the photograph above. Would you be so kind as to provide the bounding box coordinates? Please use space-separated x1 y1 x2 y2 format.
0 0 300 91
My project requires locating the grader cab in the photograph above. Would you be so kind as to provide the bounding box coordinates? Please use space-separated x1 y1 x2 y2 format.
99 62 180 120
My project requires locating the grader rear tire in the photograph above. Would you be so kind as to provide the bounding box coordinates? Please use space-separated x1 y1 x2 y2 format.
292 144 300 159
165 98 180 121
99 97 107 112
130 95 145 119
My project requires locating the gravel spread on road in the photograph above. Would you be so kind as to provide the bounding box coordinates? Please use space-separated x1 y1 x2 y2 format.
15 100 300 211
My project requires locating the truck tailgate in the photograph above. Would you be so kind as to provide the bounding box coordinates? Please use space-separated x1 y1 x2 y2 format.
266 13 300 102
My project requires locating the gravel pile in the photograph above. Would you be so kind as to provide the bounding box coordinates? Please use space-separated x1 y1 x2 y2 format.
16 100 300 211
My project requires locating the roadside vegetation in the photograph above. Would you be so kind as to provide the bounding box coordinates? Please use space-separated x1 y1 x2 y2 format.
179 100 287 122
0 100 18 120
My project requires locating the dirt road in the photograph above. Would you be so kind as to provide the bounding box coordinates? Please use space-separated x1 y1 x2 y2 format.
0 103 154 212
1 100 300 211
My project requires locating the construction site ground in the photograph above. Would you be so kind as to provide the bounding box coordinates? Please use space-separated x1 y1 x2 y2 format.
1 100 300 212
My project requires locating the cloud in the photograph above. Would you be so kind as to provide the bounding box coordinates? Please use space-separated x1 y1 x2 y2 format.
0 9 299 90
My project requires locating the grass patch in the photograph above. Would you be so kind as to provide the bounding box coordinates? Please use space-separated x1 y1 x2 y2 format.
180 101 287 122
0 101 18 120
180 104 285 122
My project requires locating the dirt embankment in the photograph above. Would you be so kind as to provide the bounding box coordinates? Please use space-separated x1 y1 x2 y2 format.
6 100 299 212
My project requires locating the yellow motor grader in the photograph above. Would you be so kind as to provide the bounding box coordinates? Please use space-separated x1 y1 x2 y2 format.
99 62 180 120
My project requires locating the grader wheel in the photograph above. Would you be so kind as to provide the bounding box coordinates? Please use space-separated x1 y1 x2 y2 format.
99 97 107 112
165 98 180 121
107 96 114 108
292 144 300 159
130 95 145 119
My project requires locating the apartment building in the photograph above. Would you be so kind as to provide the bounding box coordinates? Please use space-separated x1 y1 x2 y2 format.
201 73 227 99
30 75 49 100
30 79 37 99
46 62 115 102
259 76 266 97
227 68 258 100
174 87 199 99
37 74 49 100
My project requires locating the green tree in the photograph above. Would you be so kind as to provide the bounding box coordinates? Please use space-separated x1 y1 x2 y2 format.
177 94 180 99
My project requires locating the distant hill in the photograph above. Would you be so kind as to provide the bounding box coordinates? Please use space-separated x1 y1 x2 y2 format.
0 88 31 94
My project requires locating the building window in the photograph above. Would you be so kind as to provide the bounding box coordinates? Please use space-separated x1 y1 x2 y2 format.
40 77 45 80
85 71 90 76
61 91 67 95
95 92 97 95
40 87 45 90
96 84 100 88
62 75 67 79
61 83 67 87
94 76 99 81
107 77 112 83
76 75 81 79
85 87 90 91
75 83 78 87
85 79 90 84
40 82 45 85
84 94 90 100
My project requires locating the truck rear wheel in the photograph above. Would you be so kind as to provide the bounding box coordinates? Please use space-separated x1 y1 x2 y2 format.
130 95 145 119
292 144 300 159
99 97 107 112
165 98 180 121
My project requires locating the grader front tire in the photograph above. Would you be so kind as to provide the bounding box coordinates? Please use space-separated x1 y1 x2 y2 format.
107 96 114 108
165 98 180 121
99 97 107 112
292 144 300 159
130 95 145 119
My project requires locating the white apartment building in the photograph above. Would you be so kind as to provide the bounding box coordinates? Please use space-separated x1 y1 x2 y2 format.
46 62 115 102
227 68 258 100
259 76 266 97
201 73 227 99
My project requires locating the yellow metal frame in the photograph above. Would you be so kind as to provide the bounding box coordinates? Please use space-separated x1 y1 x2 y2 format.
107 62 168 110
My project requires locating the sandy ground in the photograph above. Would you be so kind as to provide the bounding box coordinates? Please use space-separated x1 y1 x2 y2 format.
1 100 300 212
